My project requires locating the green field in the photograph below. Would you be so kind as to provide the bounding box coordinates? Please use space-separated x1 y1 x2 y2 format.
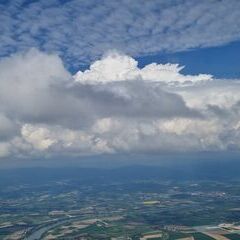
168 231 192 240
192 232 215 240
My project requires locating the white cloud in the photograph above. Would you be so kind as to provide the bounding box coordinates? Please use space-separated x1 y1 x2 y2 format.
21 124 114 156
74 51 212 85
170 81 240 110
0 49 240 159
21 124 56 151
0 48 71 124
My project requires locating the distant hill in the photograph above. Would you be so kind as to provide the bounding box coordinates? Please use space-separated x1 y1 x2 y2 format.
0 159 239 186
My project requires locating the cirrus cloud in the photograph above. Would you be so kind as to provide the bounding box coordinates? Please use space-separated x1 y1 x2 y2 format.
1 0 240 68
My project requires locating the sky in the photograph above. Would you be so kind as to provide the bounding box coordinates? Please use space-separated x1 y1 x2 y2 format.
1 0 240 167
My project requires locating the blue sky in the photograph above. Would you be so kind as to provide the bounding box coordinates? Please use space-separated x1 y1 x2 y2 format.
137 41 240 79
1 0 240 165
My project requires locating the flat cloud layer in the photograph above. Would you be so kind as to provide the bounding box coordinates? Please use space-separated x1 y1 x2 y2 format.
0 49 240 159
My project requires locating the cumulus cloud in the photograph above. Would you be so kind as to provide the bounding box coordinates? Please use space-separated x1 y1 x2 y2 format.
0 48 71 123
74 51 212 85
1 0 240 67
0 49 240 159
